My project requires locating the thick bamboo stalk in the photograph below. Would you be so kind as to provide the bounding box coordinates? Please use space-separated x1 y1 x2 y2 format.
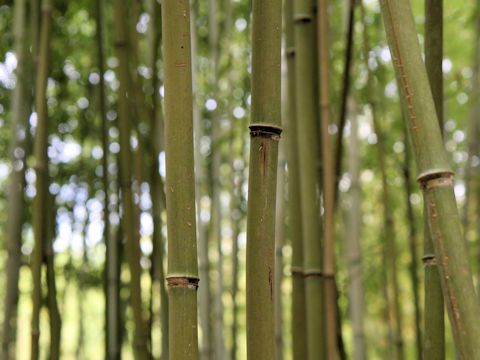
246 0 282 358
294 1 325 359
30 0 53 358
345 97 366 360
162 1 200 359
423 1 445 358
317 1 338 358
2 0 29 357
112 1 150 358
284 1 308 358
379 1 480 358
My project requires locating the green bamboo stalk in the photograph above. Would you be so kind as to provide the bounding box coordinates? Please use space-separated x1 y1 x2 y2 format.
294 1 325 359
372 108 405 360
30 0 53 358
189 1 212 358
345 97 366 360
423 1 445 358
284 1 308 358
162 1 199 359
147 1 169 358
112 1 150 358
317 1 338 358
45 192 61 360
379 1 480 358
2 0 29 357
401 123 422 360
246 0 282 359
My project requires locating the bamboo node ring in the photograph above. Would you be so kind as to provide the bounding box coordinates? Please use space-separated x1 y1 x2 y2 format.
291 266 304 277
166 275 200 290
303 269 323 279
249 124 282 141
417 170 454 190
422 253 437 267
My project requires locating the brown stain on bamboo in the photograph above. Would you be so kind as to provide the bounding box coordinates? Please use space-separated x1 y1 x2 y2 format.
269 267 273 302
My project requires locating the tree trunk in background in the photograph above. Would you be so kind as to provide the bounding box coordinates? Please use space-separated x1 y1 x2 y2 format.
294 1 325 359
31 0 53 358
208 0 226 357
318 1 338 358
246 0 282 358
423 1 445 358
45 193 61 360
2 0 29 357
112 1 150 358
162 1 200 359
274 145 285 360
190 1 212 358
380 0 480 357
94 0 120 357
346 97 366 360
284 1 308 358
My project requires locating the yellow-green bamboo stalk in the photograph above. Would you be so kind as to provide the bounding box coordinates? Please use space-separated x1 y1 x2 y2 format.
246 0 282 358
162 1 200 359
30 0 53 358
284 1 308 358
380 1 480 358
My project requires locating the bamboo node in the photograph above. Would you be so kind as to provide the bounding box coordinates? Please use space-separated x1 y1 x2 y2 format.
249 124 282 141
422 253 437 267
291 266 304 277
303 269 323 279
417 170 454 190
166 275 200 290
293 14 313 24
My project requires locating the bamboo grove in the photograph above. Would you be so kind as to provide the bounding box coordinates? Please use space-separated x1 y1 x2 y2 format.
2 0 480 359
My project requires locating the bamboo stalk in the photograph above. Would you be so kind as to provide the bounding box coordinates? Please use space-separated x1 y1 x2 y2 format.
190 1 212 358
2 0 29 357
30 0 53 357
284 0 308 358
246 0 282 358
379 0 480 357
294 1 325 359
423 1 445 358
162 1 200 359
317 1 338 358
112 1 150 358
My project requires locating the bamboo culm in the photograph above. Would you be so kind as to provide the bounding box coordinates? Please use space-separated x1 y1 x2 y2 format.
162 1 200 359
423 1 445 358
284 0 308 358
246 0 282 358
380 0 480 358
31 0 53 358
294 0 325 358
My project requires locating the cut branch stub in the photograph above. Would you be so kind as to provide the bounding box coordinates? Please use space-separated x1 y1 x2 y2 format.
166 275 200 291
